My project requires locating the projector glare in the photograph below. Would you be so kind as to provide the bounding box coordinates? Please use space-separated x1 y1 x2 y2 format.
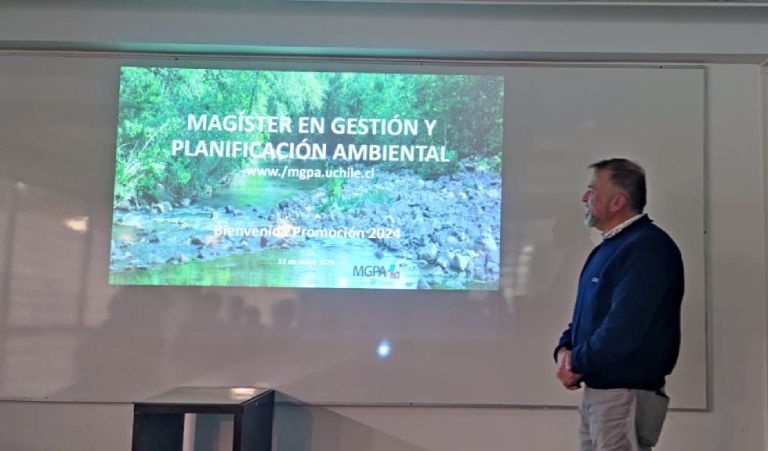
377 340 391 358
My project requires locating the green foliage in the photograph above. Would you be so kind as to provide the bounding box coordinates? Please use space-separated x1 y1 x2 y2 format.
319 72 504 180
113 67 504 208
327 176 344 199
317 175 345 213
317 183 390 214
114 67 326 207
416 150 461 181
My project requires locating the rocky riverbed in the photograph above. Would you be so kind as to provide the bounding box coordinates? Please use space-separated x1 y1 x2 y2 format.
110 163 501 290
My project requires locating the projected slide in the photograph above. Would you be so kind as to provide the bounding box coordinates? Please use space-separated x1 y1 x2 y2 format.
108 66 504 290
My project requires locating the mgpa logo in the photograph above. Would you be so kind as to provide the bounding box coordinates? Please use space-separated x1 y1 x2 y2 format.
352 263 401 279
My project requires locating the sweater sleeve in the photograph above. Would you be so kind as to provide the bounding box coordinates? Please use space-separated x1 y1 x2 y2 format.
554 247 596 363
570 242 678 375
554 324 573 362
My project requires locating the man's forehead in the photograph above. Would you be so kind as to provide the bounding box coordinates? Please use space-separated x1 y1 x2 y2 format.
590 168 611 185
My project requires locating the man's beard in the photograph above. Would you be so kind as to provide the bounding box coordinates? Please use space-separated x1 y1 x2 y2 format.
583 209 597 228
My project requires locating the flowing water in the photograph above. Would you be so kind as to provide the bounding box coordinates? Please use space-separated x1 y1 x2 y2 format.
109 164 423 289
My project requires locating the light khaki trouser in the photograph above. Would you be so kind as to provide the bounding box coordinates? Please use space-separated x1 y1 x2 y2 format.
578 387 670 451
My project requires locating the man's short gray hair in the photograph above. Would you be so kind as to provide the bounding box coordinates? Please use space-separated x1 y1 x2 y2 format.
589 158 647 213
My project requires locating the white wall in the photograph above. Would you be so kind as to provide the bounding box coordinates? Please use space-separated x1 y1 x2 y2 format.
1 3 768 62
0 2 766 451
319 64 768 451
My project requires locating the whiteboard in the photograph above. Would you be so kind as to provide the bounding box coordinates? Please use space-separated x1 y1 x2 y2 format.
0 55 707 409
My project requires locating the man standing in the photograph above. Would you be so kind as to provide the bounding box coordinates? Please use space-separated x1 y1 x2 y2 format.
554 158 685 450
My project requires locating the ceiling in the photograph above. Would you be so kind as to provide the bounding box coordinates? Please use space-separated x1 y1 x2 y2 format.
2 0 768 65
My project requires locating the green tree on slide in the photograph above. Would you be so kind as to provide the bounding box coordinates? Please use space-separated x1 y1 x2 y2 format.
113 67 503 208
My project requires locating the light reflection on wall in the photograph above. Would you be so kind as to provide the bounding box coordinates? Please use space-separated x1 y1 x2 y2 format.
514 244 535 299
7 181 90 328
0 178 93 398
64 216 89 233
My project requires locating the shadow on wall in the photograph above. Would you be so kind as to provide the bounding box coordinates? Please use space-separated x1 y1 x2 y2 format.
274 394 429 451
56 287 302 402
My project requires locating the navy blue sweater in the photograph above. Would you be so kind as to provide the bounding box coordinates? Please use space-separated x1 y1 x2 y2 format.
555 215 684 391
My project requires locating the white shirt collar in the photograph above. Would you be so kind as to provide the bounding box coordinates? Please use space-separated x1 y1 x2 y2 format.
602 213 646 240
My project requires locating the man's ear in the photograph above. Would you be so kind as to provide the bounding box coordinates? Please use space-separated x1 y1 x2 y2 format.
609 193 627 212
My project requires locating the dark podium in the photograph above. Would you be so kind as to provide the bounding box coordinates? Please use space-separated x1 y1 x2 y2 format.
131 386 275 451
